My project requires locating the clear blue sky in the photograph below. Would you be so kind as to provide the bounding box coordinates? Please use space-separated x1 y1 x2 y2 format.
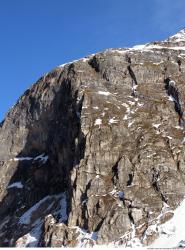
1 0 185 121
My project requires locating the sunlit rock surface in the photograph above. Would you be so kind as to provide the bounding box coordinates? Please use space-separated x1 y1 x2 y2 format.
0 28 185 247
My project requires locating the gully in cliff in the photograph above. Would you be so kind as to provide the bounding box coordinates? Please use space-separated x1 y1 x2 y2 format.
164 76 184 127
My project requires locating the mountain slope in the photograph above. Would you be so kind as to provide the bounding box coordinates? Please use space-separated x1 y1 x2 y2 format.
0 28 185 247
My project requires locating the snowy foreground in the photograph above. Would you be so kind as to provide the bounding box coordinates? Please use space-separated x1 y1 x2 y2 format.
15 193 185 248
78 198 185 248
149 198 185 248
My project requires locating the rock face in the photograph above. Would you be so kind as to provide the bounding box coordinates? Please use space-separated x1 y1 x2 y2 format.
1 28 185 247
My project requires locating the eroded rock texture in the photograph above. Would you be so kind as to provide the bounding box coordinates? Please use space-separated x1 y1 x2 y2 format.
1 29 185 247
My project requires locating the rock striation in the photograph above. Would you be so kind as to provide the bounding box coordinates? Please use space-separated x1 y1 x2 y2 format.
1 28 185 247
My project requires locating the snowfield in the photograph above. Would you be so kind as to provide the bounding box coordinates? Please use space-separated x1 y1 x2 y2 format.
149 198 185 248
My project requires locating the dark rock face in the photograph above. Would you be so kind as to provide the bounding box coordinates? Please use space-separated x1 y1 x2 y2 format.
1 29 185 247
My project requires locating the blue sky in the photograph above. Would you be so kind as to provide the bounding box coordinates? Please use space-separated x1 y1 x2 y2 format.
1 0 185 121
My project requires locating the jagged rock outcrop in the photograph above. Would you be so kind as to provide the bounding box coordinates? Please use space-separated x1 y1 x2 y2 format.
1 28 185 247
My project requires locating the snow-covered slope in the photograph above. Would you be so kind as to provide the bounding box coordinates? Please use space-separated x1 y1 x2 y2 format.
149 198 185 248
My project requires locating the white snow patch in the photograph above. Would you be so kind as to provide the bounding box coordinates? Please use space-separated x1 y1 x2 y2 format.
58 193 68 222
174 125 183 130
13 157 33 161
34 154 49 163
16 219 42 247
70 227 98 247
152 123 161 129
134 97 139 102
111 49 130 55
108 117 119 124
128 121 134 128
19 193 66 225
168 95 175 102
98 91 111 96
168 29 185 42
155 131 161 135
121 103 129 108
123 114 128 120
109 188 117 196
146 153 156 158
121 103 131 113
94 118 102 126
58 53 95 68
138 102 144 107
132 85 138 91
93 106 99 110
113 223 142 248
131 39 185 52
150 198 185 248
82 105 88 109
10 153 49 163
132 44 146 50
7 182 23 189
19 196 51 225
128 101 135 106
82 58 89 62
76 111 81 118
166 135 172 140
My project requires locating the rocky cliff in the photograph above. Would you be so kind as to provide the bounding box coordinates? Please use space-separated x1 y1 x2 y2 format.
1 28 185 247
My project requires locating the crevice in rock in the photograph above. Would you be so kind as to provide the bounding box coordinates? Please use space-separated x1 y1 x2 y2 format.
88 56 100 73
126 55 138 97
128 209 135 224
177 160 180 172
127 66 138 86
80 180 92 204
127 173 133 186
111 157 122 185
80 180 92 230
164 77 184 126
151 168 168 204
94 217 105 232
177 59 182 72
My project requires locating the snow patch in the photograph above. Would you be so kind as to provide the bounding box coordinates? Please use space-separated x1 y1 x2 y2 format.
58 193 68 222
168 95 175 102
123 114 128 120
152 123 161 129
138 102 144 107
13 157 33 161
34 153 49 163
150 198 185 248
93 106 99 110
7 182 23 189
94 118 102 126
10 153 49 163
128 121 134 128
98 91 111 96
168 29 185 42
128 101 135 106
108 117 119 124
166 135 172 140
16 219 42 247
19 196 51 225
58 56 91 68
70 227 98 247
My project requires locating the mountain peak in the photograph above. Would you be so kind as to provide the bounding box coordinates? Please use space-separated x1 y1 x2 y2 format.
167 28 185 42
